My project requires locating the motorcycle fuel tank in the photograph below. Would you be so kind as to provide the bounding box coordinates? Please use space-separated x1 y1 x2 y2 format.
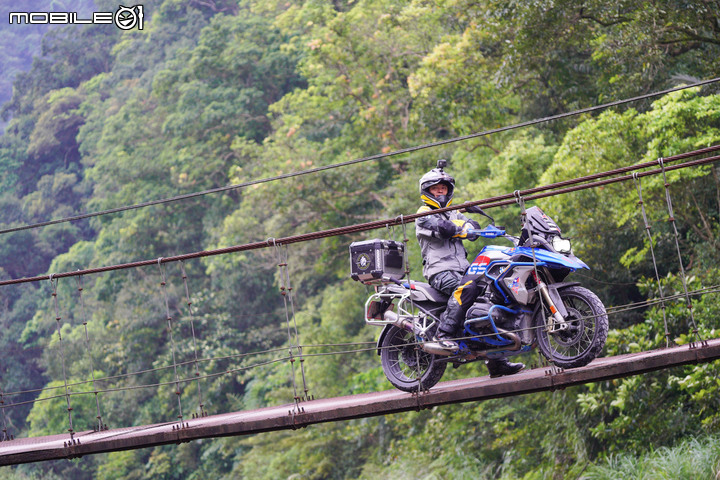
466 245 511 276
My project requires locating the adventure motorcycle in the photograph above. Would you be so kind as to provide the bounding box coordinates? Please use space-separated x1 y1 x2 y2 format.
350 206 608 392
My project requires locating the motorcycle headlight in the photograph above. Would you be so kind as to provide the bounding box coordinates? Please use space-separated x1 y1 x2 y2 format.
552 236 572 253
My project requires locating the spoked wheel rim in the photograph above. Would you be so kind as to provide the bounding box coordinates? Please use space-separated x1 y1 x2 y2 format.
552 306 588 348
380 325 447 391
544 299 596 359
385 329 433 381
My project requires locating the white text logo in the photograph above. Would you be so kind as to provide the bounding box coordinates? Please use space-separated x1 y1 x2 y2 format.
9 5 144 31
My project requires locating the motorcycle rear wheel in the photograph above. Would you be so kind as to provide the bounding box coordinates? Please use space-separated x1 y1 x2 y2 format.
380 325 447 392
535 285 608 369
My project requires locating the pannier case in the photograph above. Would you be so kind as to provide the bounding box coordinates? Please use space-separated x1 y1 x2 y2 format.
349 239 406 284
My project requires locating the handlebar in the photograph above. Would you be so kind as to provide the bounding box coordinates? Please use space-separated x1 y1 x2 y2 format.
467 225 506 238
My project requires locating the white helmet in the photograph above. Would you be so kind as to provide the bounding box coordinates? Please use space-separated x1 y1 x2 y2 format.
419 159 455 208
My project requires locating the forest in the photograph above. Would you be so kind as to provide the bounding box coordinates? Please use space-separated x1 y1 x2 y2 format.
1 0 720 478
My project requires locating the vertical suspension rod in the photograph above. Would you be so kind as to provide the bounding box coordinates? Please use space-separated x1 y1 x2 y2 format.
279 245 311 401
271 240 302 408
632 174 671 347
157 259 185 428
76 275 107 431
179 261 207 418
658 159 705 346
49 276 76 444
0 387 11 441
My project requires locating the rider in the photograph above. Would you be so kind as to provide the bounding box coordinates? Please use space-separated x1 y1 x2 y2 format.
416 159 477 296
416 160 524 377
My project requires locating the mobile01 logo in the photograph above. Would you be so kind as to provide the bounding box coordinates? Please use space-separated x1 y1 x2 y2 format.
9 5 144 31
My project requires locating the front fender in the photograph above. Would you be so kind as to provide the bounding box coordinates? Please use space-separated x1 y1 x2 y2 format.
513 247 589 270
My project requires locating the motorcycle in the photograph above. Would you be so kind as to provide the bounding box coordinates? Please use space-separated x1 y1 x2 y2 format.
351 205 608 392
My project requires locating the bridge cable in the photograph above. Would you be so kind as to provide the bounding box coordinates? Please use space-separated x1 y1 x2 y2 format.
387 217 430 399
0 387 11 441
632 174 671 347
2 153 716 416
396 216 429 402
516 193 559 374
1 77 719 238
0 341 302 401
75 274 107 432
180 261 208 419
272 241 311 409
658 159 706 347
48 276 78 446
278 245 314 401
2 153 720 422
282 244 311 402
2 145 718 289
2 285 719 412
157 260 187 429
271 239 300 410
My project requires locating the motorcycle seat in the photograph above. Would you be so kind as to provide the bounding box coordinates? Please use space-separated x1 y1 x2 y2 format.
406 281 449 303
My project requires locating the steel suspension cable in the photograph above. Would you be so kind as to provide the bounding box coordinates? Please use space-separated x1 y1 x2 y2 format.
280 244 311 402
0 342 303 400
1 147 718 288
1 78 718 237
658 159 706 347
16 283 720 402
0 387 11 441
157 260 185 429
632 174 671 347
2 284 719 412
272 241 310 408
75 275 107 432
179 262 208 419
1 148 718 419
48 276 77 445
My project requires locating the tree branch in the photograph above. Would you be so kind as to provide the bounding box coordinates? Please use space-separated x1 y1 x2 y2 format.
664 26 720 46
578 14 630 28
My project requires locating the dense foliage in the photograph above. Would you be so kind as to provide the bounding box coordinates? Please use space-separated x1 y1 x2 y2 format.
1 0 719 478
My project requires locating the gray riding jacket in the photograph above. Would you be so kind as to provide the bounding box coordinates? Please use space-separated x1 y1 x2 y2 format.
415 205 471 281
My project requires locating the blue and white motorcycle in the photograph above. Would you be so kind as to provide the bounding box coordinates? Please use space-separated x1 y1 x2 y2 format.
361 206 609 392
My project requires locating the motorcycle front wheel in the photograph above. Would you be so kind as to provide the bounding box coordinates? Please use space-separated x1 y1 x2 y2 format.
535 285 608 369
380 325 447 392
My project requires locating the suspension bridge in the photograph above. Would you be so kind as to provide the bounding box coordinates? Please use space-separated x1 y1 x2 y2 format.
2 337 719 466
0 87 719 466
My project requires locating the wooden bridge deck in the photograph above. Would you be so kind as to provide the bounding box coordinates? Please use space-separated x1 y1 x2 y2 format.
2 337 720 466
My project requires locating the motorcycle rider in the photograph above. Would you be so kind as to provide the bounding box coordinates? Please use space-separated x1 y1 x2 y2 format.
416 160 476 296
416 160 524 377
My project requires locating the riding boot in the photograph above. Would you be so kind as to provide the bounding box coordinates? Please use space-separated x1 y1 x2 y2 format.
430 297 465 354
485 358 525 378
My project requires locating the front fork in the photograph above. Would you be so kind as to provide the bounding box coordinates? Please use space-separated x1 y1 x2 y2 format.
532 271 568 333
